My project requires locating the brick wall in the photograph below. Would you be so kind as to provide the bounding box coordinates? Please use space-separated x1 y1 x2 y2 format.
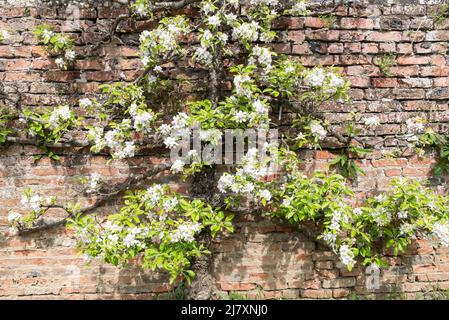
1 0 449 299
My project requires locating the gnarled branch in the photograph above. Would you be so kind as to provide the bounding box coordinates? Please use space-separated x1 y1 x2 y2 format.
16 163 172 236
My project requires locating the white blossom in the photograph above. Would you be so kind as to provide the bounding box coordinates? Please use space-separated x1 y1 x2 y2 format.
141 55 150 66
254 100 268 115
159 124 172 136
233 74 252 97
171 223 201 243
164 136 179 149
290 0 308 15
397 210 408 219
55 57 65 69
163 198 179 212
1 30 11 40
259 189 272 202
218 33 228 44
327 72 345 89
433 222 449 247
323 231 337 244
195 45 213 66
304 68 326 87
171 112 189 130
21 194 41 212
218 173 235 193
171 159 185 173
107 233 119 244
133 111 153 130
123 232 141 248
339 244 356 267
208 15 221 27
241 183 255 194
135 3 146 16
64 50 76 61
88 127 105 152
365 116 381 128
153 65 163 73
374 194 386 203
42 29 54 42
7 211 22 224
49 105 72 126
79 98 93 109
224 13 237 23
406 117 425 134
144 184 164 206
310 121 327 140
202 3 214 14
250 46 272 73
232 21 259 42
282 197 292 207
87 173 101 193
114 141 136 159
234 110 248 123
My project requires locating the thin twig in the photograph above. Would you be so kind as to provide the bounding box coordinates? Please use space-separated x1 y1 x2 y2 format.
16 163 171 235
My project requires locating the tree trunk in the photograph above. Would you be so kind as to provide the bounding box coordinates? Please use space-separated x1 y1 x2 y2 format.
185 233 214 300
186 166 217 300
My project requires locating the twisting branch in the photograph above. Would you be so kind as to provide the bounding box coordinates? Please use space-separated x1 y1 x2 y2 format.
5 136 89 148
286 102 365 148
16 163 172 236
88 0 200 55
90 14 131 53
152 0 201 10
309 0 345 16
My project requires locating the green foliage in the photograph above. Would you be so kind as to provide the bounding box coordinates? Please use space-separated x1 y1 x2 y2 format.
68 184 233 284
34 24 74 52
23 105 81 160
0 113 13 145
274 172 353 223
378 52 396 77
430 2 449 25
329 122 370 180
416 129 449 176
34 24 76 70
7 0 449 291
318 13 337 28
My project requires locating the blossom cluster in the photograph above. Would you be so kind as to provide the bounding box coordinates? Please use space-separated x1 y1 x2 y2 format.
48 105 73 128
302 67 348 98
86 173 102 193
0 29 11 43
68 183 233 283
218 147 276 205
34 25 76 70
83 85 157 159
139 16 190 69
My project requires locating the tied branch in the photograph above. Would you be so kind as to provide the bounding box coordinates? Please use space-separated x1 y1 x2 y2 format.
89 0 201 54
286 102 365 148
152 0 201 10
90 14 131 53
16 163 172 236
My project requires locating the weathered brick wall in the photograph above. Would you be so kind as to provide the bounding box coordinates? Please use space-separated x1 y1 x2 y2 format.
1 0 449 299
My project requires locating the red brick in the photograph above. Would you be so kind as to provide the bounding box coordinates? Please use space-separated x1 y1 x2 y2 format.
219 282 257 291
365 31 402 42
397 56 431 65
301 289 333 299
372 78 398 88
304 17 328 29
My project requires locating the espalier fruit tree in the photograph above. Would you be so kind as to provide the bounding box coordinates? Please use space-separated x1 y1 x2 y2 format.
1 0 449 299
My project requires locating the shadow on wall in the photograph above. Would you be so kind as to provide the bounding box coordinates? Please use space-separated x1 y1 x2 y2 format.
211 213 449 300
0 224 172 299
1 212 448 299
